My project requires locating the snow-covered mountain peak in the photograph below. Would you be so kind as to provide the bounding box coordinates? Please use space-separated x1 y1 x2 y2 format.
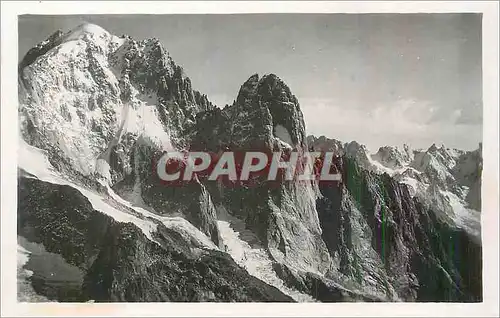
18 23 211 180
344 141 370 163
307 134 481 242
43 23 125 60
306 135 344 155
63 23 112 42
371 145 413 170
427 143 439 153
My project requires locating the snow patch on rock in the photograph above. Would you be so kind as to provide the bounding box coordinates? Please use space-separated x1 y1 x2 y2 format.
217 206 317 302
103 181 217 250
274 124 293 148
19 138 217 250
440 190 481 239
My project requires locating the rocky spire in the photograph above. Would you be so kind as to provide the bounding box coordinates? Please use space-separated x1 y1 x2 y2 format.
228 73 307 148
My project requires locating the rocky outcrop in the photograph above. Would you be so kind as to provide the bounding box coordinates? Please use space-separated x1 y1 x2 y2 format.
18 176 293 302
452 147 482 210
371 145 412 169
307 135 345 155
305 138 482 301
111 140 221 246
190 74 333 280
111 37 213 147
190 74 306 151
337 158 481 301
272 262 384 302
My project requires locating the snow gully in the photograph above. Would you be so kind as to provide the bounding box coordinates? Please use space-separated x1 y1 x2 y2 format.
155 150 342 187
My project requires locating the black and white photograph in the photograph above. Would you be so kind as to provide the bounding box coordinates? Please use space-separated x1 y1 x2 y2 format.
1 1 499 317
